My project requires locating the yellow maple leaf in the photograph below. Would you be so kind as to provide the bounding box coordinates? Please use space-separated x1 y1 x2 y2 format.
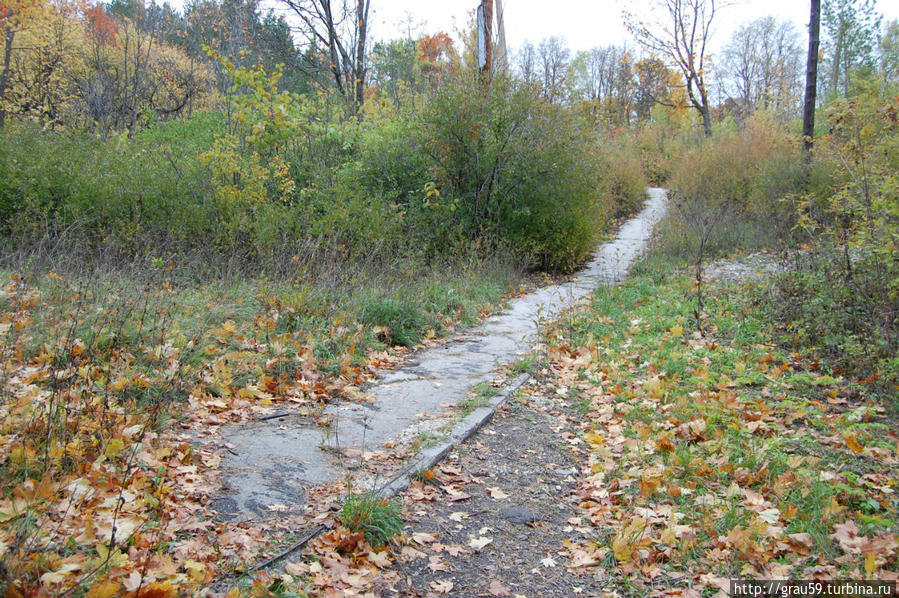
85 580 123 598
95 544 128 568
105 438 125 458
184 559 208 582
612 518 646 563
584 431 605 446
864 552 877 575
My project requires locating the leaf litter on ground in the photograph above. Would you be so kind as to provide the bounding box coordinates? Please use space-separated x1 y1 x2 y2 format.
392 267 898 597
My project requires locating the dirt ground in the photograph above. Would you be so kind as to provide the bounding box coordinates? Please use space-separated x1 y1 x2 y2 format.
391 383 612 598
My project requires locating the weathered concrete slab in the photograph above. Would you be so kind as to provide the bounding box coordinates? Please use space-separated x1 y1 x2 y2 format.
212 189 668 520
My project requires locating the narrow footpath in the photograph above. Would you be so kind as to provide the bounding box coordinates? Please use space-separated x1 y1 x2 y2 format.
212 189 668 521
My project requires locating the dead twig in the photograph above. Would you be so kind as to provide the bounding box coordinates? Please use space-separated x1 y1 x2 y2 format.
256 412 291 422
246 525 327 573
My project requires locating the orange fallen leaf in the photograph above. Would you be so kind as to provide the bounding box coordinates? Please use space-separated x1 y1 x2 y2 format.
85 581 122 598
639 476 660 497
842 431 865 454
656 436 675 453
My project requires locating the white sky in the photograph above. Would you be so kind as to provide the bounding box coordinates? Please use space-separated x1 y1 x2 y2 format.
163 0 899 57
364 0 899 55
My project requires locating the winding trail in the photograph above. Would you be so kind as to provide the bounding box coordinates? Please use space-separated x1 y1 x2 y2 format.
212 188 668 520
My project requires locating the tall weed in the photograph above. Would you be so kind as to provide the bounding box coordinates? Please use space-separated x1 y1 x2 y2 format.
655 112 806 262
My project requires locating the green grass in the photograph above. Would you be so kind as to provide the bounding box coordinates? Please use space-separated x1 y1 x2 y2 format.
417 431 446 449
544 254 899 585
458 382 501 417
340 489 403 547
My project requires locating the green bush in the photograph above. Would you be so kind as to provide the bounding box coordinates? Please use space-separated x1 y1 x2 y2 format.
357 292 428 347
767 89 899 390
420 73 610 271
1 66 623 275
0 121 211 251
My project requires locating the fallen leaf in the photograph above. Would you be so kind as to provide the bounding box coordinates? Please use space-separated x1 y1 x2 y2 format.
487 579 512 596
842 432 865 454
40 562 82 585
787 533 814 553
430 580 454 594
85 581 123 598
412 532 437 545
445 543 468 557
612 518 646 563
368 549 392 568
399 546 427 561
639 476 660 497
469 536 493 551
865 552 877 575
487 487 509 499
428 555 451 572
758 508 780 524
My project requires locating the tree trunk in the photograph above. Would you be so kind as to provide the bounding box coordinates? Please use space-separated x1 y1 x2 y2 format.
700 99 712 137
353 0 368 112
802 0 821 157
479 0 493 84
0 28 15 128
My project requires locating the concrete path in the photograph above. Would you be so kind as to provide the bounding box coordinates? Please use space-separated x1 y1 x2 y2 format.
211 188 668 520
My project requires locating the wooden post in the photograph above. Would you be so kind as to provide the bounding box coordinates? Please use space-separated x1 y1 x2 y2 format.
479 0 493 83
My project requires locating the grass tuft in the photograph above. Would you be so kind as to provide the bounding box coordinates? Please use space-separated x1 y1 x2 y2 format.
340 489 404 547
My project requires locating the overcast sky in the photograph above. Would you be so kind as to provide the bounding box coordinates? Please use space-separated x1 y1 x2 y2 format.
362 0 899 55
165 0 899 57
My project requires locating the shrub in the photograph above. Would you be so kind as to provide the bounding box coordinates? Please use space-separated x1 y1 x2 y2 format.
768 88 899 389
421 73 610 271
598 134 648 217
357 293 428 347
656 112 806 262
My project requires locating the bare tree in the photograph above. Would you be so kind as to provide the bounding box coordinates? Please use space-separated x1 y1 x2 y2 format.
720 17 803 118
572 46 614 101
626 0 718 136
536 36 569 103
822 0 881 98
281 0 370 112
882 19 899 84
516 40 537 84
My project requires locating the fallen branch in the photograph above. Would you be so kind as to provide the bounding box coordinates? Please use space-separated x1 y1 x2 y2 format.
256 412 291 422
247 525 327 573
